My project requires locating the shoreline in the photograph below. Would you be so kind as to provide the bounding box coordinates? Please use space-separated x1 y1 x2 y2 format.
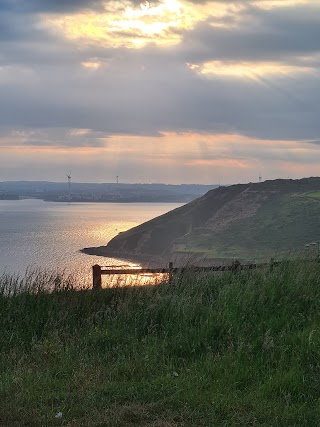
81 246 166 267
81 246 237 268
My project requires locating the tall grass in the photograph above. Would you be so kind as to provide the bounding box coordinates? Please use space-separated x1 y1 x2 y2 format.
0 268 88 295
1 260 320 426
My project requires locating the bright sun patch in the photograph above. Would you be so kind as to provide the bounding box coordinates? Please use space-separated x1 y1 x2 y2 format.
189 60 313 78
253 0 310 9
43 0 302 50
43 1 244 49
81 61 101 70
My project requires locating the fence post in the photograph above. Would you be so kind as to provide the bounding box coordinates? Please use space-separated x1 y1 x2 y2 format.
270 257 274 272
232 259 241 272
169 262 173 284
92 264 102 290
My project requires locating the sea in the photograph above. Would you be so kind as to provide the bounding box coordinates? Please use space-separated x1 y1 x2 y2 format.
0 199 182 287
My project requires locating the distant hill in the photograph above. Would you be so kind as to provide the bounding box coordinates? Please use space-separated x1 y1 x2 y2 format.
0 181 217 203
83 177 320 262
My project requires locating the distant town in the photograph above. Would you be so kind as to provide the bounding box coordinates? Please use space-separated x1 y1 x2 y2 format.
0 181 219 203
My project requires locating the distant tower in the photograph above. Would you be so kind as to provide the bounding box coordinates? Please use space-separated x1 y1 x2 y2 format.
116 175 119 184
67 173 71 199
259 173 262 183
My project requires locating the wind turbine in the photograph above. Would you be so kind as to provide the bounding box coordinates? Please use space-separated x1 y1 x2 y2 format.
67 173 71 199
259 173 262 183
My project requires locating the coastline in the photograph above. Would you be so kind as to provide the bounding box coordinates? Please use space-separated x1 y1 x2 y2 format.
80 246 166 267
81 246 236 268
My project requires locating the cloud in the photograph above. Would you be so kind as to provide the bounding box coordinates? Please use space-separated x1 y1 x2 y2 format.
181 3 320 64
0 127 109 148
0 49 319 141
0 0 106 14
2 132 320 184
0 0 319 182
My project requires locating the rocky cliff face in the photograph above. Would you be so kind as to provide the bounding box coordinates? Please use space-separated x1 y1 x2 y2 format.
83 177 320 261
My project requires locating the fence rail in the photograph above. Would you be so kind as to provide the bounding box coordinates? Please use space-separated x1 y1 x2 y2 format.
92 259 280 289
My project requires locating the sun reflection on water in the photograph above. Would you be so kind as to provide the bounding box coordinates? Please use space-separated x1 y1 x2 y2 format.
101 271 168 288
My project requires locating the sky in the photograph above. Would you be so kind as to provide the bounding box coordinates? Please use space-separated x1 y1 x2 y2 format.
0 0 319 184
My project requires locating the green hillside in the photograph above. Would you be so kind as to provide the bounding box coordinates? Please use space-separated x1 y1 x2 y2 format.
181 193 320 259
84 177 320 262
2 262 320 426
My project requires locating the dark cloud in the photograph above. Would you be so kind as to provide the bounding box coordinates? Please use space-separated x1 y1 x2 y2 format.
304 140 320 146
0 0 167 14
0 127 107 148
181 3 320 63
0 0 105 14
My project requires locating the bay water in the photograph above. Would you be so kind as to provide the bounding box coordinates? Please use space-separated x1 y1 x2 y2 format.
0 199 181 287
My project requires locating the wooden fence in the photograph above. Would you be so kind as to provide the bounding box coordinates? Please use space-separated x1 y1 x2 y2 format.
92 259 278 289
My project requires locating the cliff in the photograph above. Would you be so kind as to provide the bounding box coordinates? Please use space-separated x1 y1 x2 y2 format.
83 177 320 262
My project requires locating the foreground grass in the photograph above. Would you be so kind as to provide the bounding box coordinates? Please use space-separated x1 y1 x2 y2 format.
1 263 320 426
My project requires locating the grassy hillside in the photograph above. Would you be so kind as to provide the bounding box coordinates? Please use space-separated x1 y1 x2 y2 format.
1 262 320 426
181 193 320 259
91 177 320 261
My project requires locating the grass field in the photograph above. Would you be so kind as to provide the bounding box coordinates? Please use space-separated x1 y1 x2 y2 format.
306 191 320 199
1 262 320 426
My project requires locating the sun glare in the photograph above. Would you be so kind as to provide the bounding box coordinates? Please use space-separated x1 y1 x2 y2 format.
140 1 150 11
188 60 313 78
81 61 101 70
253 0 309 9
44 1 243 49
